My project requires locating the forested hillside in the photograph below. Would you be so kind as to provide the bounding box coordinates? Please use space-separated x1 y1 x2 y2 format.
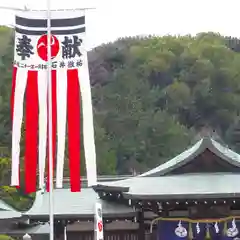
1 27 240 208
88 32 240 172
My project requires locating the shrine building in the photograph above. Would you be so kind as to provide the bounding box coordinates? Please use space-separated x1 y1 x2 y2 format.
3 136 240 239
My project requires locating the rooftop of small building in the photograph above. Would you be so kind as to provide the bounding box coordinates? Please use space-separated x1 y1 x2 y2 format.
97 172 240 200
94 136 240 200
22 175 136 220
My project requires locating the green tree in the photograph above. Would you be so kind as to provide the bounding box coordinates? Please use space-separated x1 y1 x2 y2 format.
2 29 240 208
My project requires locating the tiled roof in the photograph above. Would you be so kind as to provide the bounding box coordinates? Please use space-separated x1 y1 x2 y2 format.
140 137 240 177
0 200 21 219
122 173 240 199
23 188 135 219
95 137 240 199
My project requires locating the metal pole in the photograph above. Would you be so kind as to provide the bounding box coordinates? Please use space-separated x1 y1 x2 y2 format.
0 4 54 239
46 0 54 240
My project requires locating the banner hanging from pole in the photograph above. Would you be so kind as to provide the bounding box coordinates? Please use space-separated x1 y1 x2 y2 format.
11 9 97 193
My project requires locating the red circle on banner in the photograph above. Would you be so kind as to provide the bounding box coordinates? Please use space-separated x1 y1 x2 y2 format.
98 221 103 232
37 34 60 61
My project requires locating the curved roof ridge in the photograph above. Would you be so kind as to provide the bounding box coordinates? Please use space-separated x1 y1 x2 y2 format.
140 139 204 177
210 138 240 166
94 137 240 193
140 137 240 177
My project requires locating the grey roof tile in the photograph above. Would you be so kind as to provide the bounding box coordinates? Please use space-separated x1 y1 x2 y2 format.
0 210 22 219
122 173 240 199
0 200 22 219
211 139 240 165
0 223 50 235
24 188 135 219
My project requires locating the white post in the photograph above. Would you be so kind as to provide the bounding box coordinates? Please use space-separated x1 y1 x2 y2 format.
46 0 54 240
94 199 104 240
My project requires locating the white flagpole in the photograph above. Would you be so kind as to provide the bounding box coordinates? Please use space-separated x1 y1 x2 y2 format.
46 0 54 239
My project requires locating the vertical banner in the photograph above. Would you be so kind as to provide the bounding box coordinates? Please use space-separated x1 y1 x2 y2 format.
11 9 97 193
94 201 104 240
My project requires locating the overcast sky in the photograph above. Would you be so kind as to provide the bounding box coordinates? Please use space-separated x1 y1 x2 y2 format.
0 0 240 49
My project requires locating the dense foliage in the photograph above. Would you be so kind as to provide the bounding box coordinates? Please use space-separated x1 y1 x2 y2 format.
1 27 240 208
89 32 240 172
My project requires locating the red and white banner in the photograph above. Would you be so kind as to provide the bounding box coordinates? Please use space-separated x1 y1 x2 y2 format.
11 10 97 193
